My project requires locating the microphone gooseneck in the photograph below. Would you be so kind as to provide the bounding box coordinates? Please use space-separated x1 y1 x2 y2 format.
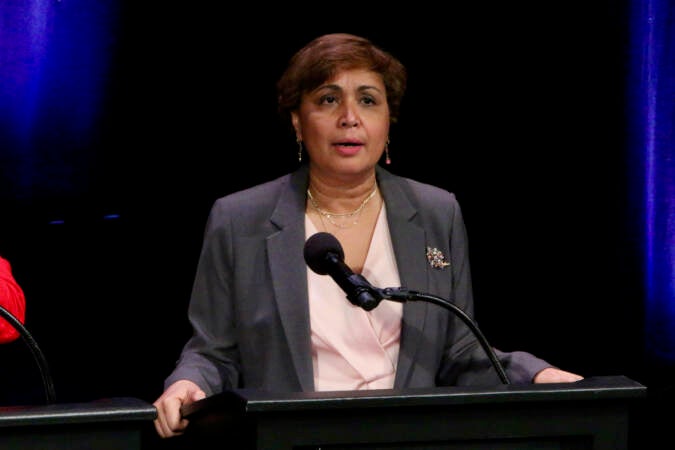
303 232 510 385
0 305 57 403
382 287 510 384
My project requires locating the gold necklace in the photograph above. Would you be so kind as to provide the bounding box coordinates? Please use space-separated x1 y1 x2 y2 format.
307 185 378 229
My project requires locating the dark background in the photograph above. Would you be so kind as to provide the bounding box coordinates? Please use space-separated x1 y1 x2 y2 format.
1 1 668 447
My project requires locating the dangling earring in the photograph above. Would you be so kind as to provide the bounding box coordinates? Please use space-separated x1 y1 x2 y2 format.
385 138 391 165
297 139 303 163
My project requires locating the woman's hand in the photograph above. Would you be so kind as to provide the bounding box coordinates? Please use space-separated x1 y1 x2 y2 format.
533 367 584 383
153 379 206 438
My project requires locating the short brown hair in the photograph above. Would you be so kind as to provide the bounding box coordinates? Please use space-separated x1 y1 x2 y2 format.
277 33 407 126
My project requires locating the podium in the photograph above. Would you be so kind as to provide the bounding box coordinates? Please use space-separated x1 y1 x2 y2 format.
180 375 646 450
0 397 157 450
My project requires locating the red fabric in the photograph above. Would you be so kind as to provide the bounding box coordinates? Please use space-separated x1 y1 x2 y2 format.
0 256 26 343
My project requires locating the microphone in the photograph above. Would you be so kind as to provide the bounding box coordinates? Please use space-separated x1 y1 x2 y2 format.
303 231 511 384
303 232 383 311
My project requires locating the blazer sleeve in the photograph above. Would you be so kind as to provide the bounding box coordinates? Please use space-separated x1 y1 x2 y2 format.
164 198 241 395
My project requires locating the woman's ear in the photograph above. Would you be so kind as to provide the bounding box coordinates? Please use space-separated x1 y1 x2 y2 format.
291 112 302 141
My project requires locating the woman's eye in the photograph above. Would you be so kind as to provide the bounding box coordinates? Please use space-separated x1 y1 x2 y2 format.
320 95 338 104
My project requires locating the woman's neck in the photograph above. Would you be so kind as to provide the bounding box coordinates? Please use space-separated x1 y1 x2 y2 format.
307 173 378 214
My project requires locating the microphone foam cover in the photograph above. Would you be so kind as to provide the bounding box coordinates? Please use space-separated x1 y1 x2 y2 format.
303 232 344 275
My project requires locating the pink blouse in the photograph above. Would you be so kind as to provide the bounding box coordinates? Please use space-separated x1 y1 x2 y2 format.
306 205 403 391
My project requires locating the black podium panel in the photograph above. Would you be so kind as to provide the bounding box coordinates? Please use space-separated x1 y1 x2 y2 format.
0 397 157 450
180 376 646 450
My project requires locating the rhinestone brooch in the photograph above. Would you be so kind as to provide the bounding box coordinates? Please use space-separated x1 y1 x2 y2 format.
426 247 450 269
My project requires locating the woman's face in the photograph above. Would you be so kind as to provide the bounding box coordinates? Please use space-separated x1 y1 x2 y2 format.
292 68 390 179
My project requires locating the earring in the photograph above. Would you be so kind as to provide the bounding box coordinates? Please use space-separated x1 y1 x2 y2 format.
297 139 303 162
385 138 391 165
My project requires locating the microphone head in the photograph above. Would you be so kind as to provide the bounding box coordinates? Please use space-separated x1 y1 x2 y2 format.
304 232 345 275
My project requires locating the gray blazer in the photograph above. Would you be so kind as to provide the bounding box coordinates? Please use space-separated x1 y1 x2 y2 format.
165 165 551 395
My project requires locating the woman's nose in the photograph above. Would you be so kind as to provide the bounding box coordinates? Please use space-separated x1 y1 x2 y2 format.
340 117 358 127
339 108 360 128
338 97 361 127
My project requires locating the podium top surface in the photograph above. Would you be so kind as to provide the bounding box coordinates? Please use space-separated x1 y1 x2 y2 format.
182 375 647 418
0 397 157 427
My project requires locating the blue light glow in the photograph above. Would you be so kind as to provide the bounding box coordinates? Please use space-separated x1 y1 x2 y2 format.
0 0 120 201
631 0 675 362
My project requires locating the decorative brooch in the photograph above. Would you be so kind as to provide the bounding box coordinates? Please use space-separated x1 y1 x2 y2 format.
426 246 450 269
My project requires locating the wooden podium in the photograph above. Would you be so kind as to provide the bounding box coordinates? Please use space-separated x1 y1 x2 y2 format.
180 375 646 450
0 397 157 450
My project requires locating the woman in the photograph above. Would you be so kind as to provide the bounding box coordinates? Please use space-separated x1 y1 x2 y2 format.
153 33 583 438
0 255 26 344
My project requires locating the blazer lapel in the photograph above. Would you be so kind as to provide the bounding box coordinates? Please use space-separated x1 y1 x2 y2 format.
267 167 315 391
377 167 429 388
